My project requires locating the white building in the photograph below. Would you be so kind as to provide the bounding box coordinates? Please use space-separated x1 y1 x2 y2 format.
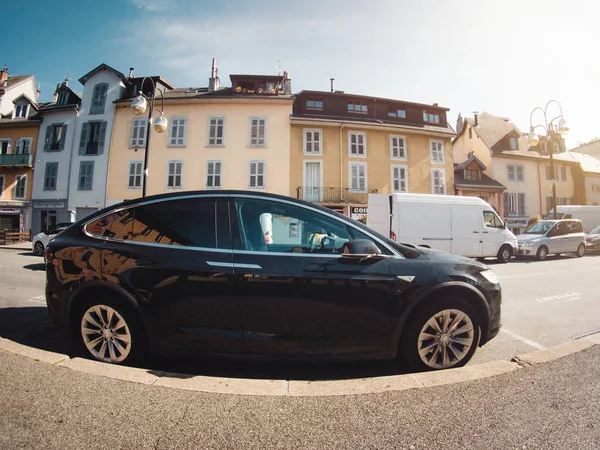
0 65 38 117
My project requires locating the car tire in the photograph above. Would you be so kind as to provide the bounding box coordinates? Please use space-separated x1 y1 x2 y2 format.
34 241 44 257
576 243 585 257
496 245 512 264
73 296 148 365
402 297 481 372
536 246 549 261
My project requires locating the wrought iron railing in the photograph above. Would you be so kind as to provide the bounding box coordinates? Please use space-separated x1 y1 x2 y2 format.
0 154 33 167
296 187 378 204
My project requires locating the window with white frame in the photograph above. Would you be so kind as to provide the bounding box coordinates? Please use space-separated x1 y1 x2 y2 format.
206 160 222 189
127 161 143 189
507 164 524 181
431 168 445 194
14 104 29 118
0 175 5 198
207 117 225 146
348 102 368 114
388 109 406 119
391 165 408 193
169 117 187 147
423 111 440 124
129 119 147 148
14 138 32 154
14 175 26 199
167 161 183 189
504 193 526 216
248 161 265 188
509 137 518 150
249 117 267 146
390 135 406 159
349 132 366 157
304 129 322 155
430 140 444 164
349 162 367 192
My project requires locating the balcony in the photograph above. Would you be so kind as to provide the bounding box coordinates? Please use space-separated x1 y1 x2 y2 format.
296 187 378 204
0 154 33 168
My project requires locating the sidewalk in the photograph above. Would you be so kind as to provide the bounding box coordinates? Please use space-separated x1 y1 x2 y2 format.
1 342 600 449
0 241 32 251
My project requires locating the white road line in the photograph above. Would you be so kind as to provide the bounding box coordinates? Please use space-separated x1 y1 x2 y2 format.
501 329 546 350
27 298 46 305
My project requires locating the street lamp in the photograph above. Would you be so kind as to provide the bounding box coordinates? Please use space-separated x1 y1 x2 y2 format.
528 100 569 219
131 77 168 197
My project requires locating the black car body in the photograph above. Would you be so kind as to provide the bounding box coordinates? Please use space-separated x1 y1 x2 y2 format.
45 191 501 371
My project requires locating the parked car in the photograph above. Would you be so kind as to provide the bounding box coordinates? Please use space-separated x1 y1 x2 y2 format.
44 191 502 372
516 219 586 261
32 222 74 256
585 225 600 253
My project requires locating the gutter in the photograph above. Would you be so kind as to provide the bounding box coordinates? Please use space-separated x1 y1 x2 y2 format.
65 105 80 220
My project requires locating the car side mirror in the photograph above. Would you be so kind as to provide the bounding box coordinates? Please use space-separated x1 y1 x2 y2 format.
341 239 382 260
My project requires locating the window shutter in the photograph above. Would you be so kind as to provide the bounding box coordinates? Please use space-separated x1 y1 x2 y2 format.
179 118 187 146
98 121 107 154
59 124 68 151
503 194 510 216
130 120 138 147
170 118 178 146
15 140 23 155
518 193 526 216
44 126 53 152
79 123 89 155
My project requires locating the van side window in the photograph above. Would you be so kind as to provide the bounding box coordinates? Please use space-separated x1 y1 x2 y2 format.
483 211 503 228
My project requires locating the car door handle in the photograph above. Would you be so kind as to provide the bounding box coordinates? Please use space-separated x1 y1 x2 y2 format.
482 231 489 234
206 261 262 270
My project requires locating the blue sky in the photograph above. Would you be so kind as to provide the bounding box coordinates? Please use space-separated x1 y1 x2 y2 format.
4 0 599 147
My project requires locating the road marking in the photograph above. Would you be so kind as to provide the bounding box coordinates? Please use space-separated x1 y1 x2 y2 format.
501 329 546 350
535 292 583 303
27 296 46 305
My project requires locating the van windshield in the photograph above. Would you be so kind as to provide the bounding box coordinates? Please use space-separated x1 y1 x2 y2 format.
523 220 554 234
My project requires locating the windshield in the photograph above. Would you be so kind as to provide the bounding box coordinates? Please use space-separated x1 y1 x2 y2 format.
523 221 554 235
588 225 600 234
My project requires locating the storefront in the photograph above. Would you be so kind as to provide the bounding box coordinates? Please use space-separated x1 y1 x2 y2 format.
504 217 529 235
0 201 29 231
31 199 71 234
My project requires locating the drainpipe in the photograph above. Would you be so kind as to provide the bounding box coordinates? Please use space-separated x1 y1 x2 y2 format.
537 159 543 218
339 123 346 202
65 105 80 222
104 103 119 208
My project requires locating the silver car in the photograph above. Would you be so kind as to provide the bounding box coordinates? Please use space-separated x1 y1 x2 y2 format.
516 219 586 261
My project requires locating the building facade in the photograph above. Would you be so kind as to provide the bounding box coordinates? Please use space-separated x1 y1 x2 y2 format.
107 64 293 203
290 90 454 220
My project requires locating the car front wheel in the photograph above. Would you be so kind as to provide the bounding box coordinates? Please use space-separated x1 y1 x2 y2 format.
497 245 512 263
75 299 147 365
536 246 549 261
34 241 44 256
403 297 481 371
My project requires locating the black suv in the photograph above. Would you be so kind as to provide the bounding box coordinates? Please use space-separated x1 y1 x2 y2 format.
45 191 501 371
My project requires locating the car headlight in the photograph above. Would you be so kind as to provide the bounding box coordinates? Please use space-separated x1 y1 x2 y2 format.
479 269 499 284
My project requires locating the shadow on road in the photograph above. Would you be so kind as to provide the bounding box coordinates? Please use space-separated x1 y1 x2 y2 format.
0 306 411 381
23 263 46 272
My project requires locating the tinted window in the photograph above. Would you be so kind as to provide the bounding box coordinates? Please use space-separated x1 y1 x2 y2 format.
235 198 391 254
131 198 218 248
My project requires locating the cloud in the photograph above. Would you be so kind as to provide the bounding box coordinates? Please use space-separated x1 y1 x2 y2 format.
129 0 175 12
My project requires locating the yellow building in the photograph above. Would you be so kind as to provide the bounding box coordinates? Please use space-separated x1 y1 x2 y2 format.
290 90 455 220
107 66 293 204
0 87 41 230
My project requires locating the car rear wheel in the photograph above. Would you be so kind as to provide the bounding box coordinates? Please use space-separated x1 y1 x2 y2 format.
497 245 512 263
403 297 481 371
576 243 585 257
34 241 44 256
536 246 549 261
75 299 147 365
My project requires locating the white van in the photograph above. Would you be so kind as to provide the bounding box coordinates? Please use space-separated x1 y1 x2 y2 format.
547 205 600 232
367 193 518 263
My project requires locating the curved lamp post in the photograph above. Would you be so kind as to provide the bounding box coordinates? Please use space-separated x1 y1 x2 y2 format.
528 100 569 219
131 77 168 197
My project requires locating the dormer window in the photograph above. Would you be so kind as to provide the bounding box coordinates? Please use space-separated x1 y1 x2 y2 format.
348 102 368 114
423 111 440 124
509 137 518 150
388 109 406 118
464 168 481 180
306 99 323 110
57 91 69 106
14 104 28 119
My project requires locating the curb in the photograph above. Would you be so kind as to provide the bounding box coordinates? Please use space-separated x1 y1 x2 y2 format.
0 336 597 397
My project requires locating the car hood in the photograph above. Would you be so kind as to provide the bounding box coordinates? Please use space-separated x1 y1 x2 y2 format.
517 234 544 243
411 246 487 268
586 233 600 240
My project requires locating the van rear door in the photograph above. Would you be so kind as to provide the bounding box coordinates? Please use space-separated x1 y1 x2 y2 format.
451 204 482 257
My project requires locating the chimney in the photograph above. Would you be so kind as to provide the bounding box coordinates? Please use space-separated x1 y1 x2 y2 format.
61 78 69 87
129 67 134 78
37 84 41 102
456 113 464 134
52 83 60 103
473 111 479 127
330 78 335 93
0 65 8 83
208 58 220 92
283 71 292 95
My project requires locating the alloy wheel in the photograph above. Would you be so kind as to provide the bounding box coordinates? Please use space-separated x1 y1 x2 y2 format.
417 309 475 369
577 244 585 257
81 305 132 363
537 247 548 261
34 242 44 256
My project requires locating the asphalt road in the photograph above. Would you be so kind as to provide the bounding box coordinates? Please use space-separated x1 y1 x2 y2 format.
0 247 599 379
